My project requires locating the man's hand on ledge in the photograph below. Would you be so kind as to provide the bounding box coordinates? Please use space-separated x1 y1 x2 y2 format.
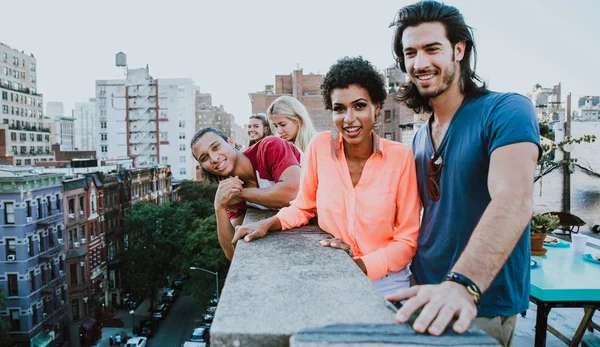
232 216 281 245
385 281 478 336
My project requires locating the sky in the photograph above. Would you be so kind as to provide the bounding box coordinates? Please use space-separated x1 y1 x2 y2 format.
2 0 599 126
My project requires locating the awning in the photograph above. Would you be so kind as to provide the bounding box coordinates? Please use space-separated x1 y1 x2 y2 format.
30 330 53 347
80 316 97 332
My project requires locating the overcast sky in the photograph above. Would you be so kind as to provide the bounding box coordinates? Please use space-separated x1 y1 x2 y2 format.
3 0 599 126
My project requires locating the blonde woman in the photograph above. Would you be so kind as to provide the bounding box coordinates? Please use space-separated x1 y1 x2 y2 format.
266 96 316 152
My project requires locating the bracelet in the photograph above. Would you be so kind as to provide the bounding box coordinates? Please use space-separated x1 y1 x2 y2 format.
444 272 481 306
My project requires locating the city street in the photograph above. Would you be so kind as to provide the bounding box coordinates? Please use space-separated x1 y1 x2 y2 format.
148 295 205 347
89 295 205 347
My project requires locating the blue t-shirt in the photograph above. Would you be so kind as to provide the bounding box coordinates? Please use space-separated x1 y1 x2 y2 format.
411 92 541 317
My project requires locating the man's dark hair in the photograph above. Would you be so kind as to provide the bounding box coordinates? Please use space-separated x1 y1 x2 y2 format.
190 127 230 184
320 56 387 116
391 0 487 113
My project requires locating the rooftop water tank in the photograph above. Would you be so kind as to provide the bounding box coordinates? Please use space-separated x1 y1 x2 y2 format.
116 52 127 67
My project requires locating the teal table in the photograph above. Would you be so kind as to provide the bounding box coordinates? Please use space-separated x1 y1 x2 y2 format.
530 243 600 346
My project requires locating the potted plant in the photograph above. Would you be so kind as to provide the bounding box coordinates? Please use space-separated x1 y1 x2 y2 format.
530 213 560 255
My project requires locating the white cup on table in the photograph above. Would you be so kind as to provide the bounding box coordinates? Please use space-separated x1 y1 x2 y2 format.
572 234 588 254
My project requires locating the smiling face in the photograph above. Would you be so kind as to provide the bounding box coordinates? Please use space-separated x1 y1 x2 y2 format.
270 114 299 142
247 118 266 141
191 132 237 177
402 22 464 100
331 84 380 147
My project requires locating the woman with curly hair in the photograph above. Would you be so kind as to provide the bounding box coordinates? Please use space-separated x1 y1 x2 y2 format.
233 56 421 295
266 96 316 152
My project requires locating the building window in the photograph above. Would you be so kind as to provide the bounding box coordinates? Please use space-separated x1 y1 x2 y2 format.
180 168 186 176
37 198 42 219
161 156 168 163
6 238 16 260
101 134 107 141
4 202 15 224
384 132 393 140
79 196 84 214
26 200 32 217
8 274 18 296
101 145 107 153
9 309 20 331
46 198 51 216
179 144 185 151
68 199 74 214
56 194 61 210
179 156 186 163
100 122 107 129
28 235 34 256
72 299 80 321
179 121 185 128
384 110 393 123
30 270 36 291
70 263 77 286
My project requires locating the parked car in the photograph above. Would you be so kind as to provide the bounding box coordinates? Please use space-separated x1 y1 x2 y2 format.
189 326 209 346
208 297 218 305
171 278 183 290
162 288 179 303
203 313 214 326
152 303 170 320
183 342 206 347
124 336 147 347
207 306 217 314
123 293 139 310
138 319 159 338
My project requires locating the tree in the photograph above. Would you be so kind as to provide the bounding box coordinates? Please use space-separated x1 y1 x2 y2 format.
177 180 217 204
0 291 12 347
119 180 227 305
119 202 167 308
182 215 229 301
536 116 597 183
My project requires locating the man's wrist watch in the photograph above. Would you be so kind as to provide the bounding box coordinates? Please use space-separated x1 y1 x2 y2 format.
444 272 482 306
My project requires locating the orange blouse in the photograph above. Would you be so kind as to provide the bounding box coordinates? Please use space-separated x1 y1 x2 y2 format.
277 132 421 280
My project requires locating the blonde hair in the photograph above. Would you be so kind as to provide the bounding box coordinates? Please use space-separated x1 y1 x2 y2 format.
266 96 316 152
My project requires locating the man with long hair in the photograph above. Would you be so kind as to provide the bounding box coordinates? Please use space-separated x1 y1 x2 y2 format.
386 1 541 345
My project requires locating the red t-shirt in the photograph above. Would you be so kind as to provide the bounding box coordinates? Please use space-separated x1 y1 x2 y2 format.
227 136 301 219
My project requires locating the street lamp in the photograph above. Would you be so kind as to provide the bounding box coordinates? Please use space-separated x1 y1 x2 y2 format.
190 267 219 302
129 310 135 336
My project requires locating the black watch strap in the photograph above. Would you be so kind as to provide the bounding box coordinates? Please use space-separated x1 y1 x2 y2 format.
444 272 482 306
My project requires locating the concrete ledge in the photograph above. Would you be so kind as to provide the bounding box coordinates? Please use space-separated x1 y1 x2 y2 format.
291 324 500 346
211 209 500 347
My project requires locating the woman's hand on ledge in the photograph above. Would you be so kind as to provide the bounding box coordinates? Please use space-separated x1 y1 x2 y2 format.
232 216 281 245
319 238 367 275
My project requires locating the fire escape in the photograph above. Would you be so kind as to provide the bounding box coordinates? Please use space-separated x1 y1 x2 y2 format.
128 81 157 166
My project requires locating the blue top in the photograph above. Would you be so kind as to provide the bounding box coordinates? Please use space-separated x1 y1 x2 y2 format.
411 92 542 317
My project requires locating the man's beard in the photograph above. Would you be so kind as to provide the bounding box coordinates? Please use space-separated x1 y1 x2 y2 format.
414 62 457 99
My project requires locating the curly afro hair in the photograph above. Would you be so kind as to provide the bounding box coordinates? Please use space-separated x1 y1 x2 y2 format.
320 56 387 114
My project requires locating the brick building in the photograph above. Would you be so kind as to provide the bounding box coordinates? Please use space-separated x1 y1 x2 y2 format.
249 66 416 144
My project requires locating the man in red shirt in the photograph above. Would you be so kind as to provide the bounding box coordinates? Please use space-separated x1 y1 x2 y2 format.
191 127 301 260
